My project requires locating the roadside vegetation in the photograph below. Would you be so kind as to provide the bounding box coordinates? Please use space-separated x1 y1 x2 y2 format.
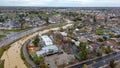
32 35 40 47
0 46 11 58
38 22 68 32
0 45 11 68
33 55 48 68
109 59 116 68
0 60 4 68
46 22 67 29
20 42 32 68
0 34 6 39
5 28 32 32
74 42 89 61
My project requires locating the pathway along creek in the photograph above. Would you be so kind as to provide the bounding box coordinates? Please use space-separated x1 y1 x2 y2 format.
1 23 73 68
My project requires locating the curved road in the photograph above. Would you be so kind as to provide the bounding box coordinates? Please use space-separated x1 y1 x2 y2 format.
1 23 73 68
22 24 73 68
23 40 38 68
0 26 46 47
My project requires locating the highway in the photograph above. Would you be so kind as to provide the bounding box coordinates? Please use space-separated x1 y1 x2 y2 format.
71 52 120 68
0 26 46 47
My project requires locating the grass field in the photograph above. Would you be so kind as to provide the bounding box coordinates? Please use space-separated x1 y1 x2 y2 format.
0 46 11 58
0 60 4 68
0 46 10 68
5 28 32 33
0 34 6 39
45 23 68 30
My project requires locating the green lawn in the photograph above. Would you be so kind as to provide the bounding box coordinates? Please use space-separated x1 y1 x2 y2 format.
0 46 10 68
0 48 4 58
39 13 49 17
28 14 37 17
44 23 68 30
54 13 61 17
0 34 6 39
0 60 4 68
5 28 32 32
0 46 11 58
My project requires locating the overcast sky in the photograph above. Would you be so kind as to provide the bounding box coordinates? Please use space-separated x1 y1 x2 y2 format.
0 0 120 7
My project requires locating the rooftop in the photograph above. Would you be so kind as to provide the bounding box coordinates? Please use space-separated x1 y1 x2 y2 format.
41 35 53 46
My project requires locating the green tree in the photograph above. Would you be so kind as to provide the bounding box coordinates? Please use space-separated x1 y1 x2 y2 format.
109 33 115 38
32 35 40 47
105 48 111 54
101 46 111 54
68 29 73 35
0 60 4 68
109 59 116 68
19 18 25 28
78 42 88 60
60 27 64 32
39 55 48 68
118 42 120 46
0 16 5 22
39 55 44 63
33 54 40 65
45 17 49 24
72 17 82 22
93 16 96 23
40 64 48 68
80 50 88 60
97 38 104 42
95 29 104 35
78 42 87 51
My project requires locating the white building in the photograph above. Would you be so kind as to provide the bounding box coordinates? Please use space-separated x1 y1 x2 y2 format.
41 35 53 46
36 35 59 56
36 45 58 56
60 32 67 36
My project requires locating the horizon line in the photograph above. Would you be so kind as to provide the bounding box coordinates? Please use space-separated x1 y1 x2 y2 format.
0 6 120 8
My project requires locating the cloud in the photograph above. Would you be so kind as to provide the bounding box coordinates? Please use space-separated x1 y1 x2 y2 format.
0 0 120 7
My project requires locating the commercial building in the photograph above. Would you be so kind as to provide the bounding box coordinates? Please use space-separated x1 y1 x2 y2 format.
36 35 58 56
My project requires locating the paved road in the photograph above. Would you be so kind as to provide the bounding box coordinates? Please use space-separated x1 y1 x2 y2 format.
0 26 46 47
0 23 66 47
22 23 73 68
71 52 120 68
23 40 38 68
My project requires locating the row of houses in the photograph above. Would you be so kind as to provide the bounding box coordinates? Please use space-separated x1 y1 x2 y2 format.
0 16 45 30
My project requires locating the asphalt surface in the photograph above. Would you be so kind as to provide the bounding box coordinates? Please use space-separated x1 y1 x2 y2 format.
23 40 38 68
71 52 120 68
0 26 46 47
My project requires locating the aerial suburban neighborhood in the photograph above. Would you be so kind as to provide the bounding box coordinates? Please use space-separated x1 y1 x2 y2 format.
1 1 120 68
